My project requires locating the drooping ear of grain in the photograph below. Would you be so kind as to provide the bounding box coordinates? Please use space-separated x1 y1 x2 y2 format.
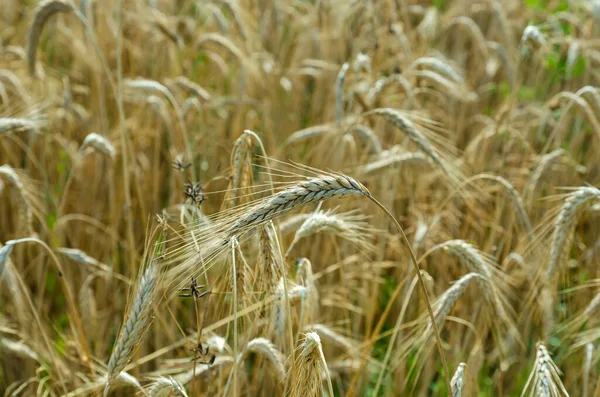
27 0 74 77
80 132 116 159
428 273 483 332
228 173 369 237
146 376 188 397
285 208 373 257
546 187 600 282
289 332 334 397
0 165 35 237
239 337 286 382
0 118 42 135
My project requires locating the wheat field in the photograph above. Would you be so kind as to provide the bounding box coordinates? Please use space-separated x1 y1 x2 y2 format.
1 0 600 396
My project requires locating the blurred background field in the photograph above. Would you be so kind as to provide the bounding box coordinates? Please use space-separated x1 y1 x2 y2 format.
1 0 600 396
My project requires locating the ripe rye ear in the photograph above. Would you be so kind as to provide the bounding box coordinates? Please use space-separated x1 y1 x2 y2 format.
27 0 74 77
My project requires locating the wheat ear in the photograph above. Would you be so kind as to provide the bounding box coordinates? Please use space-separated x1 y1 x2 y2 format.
546 187 600 282
27 0 74 77
290 332 334 397
451 363 467 397
230 237 249 305
0 118 42 135
366 108 450 177
146 376 188 397
80 132 116 159
228 132 252 207
258 221 284 293
521 343 569 397
228 173 369 236
335 62 350 126
105 263 159 395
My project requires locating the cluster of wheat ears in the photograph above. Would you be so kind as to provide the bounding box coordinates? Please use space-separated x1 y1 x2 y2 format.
1 0 600 396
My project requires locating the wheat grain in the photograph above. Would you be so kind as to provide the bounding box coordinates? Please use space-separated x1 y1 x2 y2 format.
280 213 312 235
